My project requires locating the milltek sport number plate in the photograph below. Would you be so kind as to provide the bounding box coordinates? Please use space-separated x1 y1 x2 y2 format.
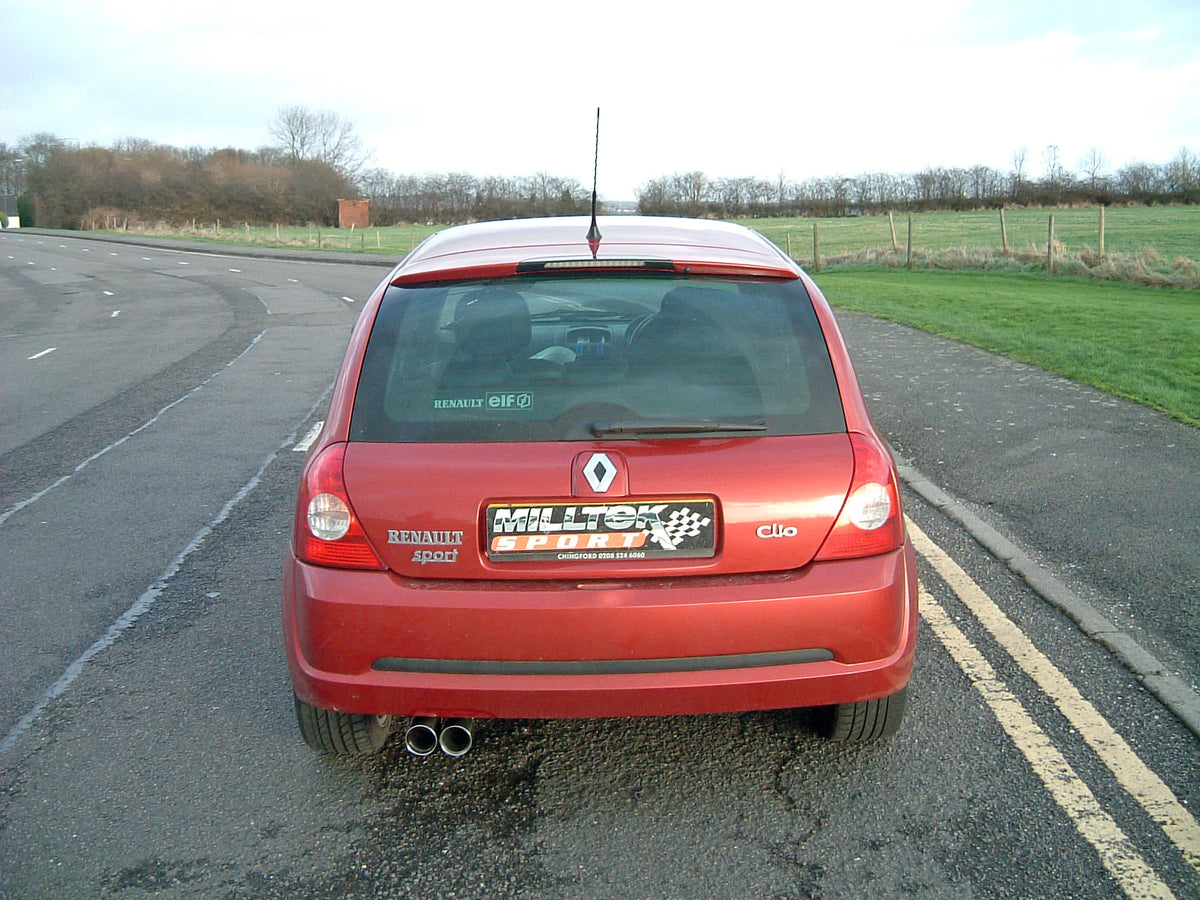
487 500 716 562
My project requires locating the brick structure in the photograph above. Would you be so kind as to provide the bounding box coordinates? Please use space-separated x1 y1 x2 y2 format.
338 199 370 229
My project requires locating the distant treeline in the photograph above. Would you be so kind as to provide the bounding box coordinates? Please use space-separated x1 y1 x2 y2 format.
356 169 589 224
638 151 1200 218
2 135 1196 229
1 136 593 228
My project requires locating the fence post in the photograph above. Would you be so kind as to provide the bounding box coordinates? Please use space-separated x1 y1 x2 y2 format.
889 211 899 252
1098 206 1106 259
812 222 821 272
1000 207 1009 256
1047 214 1055 277
906 214 914 269
786 231 792 259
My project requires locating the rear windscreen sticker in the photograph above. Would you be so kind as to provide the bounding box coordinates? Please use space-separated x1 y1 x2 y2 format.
485 391 533 410
432 391 533 412
433 397 484 410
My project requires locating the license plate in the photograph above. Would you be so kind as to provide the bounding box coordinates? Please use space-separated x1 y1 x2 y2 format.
487 499 716 562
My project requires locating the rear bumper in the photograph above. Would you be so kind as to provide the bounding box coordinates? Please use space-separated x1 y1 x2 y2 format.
283 543 918 719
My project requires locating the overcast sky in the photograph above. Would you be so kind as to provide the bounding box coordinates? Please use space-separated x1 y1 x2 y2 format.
3 0 1198 199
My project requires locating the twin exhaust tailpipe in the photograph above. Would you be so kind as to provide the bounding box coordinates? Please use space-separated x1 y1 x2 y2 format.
403 717 474 757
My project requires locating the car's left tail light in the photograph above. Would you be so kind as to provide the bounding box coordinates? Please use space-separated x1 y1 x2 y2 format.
814 432 905 561
294 443 386 570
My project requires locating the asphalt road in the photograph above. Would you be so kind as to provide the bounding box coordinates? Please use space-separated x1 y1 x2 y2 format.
1 231 1197 899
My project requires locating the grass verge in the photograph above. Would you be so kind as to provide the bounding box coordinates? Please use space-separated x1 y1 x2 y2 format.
816 268 1200 427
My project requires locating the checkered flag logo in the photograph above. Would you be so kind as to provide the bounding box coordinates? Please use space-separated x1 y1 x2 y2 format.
649 506 713 550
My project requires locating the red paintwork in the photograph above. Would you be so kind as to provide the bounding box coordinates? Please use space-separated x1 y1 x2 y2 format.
345 435 851 579
283 544 917 718
284 216 917 721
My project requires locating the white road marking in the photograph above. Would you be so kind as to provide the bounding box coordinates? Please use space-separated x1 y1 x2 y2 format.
229 268 242 273
27 347 56 360
909 519 1200 877
102 290 114 296
0 332 265 529
293 420 324 452
918 585 1176 900
342 296 355 304
111 310 120 318
0 385 334 758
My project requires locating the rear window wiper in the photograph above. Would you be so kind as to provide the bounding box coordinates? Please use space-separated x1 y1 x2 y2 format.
591 418 768 437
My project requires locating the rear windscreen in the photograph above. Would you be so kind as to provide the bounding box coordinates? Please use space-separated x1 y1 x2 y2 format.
349 275 846 442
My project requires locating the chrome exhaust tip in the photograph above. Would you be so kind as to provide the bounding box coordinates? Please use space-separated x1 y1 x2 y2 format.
438 718 473 757
404 716 440 756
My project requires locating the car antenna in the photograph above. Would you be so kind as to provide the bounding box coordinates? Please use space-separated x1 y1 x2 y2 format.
586 107 602 257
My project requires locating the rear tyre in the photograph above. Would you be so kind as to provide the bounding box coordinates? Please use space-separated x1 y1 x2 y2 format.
828 686 907 743
294 694 392 756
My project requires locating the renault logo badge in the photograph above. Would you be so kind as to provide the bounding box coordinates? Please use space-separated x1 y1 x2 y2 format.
582 452 617 493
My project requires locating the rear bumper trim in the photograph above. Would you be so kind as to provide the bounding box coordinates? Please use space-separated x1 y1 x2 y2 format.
372 648 835 677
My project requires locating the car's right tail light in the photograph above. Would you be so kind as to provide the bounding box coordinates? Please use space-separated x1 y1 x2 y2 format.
814 432 905 560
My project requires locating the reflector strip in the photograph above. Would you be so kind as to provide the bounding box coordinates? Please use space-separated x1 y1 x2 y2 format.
372 648 834 676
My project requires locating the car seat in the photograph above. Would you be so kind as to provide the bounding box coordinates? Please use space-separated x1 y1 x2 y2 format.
440 287 536 387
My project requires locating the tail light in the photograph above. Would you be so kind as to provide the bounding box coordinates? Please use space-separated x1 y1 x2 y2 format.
294 443 385 570
815 432 905 561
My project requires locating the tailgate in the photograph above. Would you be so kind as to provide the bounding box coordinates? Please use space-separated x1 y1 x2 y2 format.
344 435 853 579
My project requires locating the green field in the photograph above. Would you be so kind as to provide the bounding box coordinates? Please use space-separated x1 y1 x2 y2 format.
105 221 442 256
113 205 1200 283
739 205 1200 263
817 268 1200 426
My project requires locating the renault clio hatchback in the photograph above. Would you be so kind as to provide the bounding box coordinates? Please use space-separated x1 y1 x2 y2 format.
283 215 917 756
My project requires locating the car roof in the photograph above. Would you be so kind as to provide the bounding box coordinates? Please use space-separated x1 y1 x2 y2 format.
389 215 801 285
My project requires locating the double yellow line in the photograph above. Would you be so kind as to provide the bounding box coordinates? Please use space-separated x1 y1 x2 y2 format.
909 518 1199 900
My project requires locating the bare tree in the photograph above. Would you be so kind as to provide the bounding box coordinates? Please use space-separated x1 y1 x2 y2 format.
1079 148 1109 190
268 105 369 179
1118 161 1164 201
1167 148 1198 197
1041 145 1066 189
1010 147 1028 197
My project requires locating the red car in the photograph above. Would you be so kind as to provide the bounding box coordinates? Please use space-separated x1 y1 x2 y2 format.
283 215 917 756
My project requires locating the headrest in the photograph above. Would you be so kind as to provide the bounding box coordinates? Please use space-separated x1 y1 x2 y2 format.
656 286 728 324
450 287 531 358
